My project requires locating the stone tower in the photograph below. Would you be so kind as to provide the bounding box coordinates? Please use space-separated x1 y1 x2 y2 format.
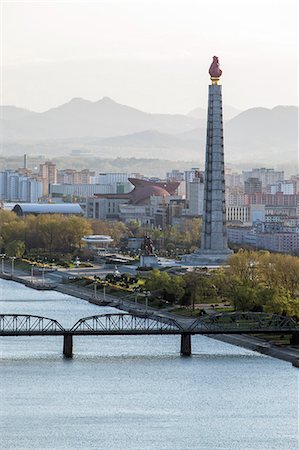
200 57 229 254
185 56 231 264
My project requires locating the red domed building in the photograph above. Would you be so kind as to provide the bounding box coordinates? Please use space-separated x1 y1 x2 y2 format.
86 178 180 227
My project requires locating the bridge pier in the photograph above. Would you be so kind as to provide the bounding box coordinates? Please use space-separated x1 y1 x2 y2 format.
63 333 73 358
290 331 299 345
180 333 192 356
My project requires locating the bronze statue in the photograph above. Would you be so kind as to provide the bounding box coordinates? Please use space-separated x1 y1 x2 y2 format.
143 234 154 256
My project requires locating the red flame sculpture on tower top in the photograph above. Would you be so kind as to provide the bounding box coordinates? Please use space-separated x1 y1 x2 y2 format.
209 56 222 83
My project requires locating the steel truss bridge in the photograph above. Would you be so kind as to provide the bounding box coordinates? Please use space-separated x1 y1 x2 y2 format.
0 312 298 357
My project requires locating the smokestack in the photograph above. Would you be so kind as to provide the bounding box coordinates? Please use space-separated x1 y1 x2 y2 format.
24 154 27 169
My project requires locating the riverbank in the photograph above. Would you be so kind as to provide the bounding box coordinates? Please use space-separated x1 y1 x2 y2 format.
1 270 299 368
211 334 299 367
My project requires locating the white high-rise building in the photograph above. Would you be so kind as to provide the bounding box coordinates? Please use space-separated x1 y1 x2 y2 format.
8 174 20 201
0 170 43 202
242 168 284 190
184 176 204 216
184 168 200 199
267 181 295 195
90 173 132 194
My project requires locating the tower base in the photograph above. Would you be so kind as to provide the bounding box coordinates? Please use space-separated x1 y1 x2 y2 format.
140 255 159 268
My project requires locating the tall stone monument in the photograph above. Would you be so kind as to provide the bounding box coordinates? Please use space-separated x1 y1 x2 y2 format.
186 56 232 265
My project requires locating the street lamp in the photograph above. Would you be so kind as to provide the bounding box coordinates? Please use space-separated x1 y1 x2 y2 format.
31 263 35 284
103 281 107 301
145 290 150 312
94 279 98 299
10 256 16 276
42 264 45 286
75 257 80 276
133 287 139 306
0 254 6 274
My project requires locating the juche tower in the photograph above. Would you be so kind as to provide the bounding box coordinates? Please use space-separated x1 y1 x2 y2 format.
187 56 232 264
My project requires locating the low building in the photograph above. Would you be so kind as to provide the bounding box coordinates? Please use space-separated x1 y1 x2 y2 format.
256 233 299 254
50 183 113 199
226 205 250 223
81 235 113 253
12 203 84 217
227 226 255 245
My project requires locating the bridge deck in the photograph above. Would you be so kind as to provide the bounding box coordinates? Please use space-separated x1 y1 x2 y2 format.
1 312 298 336
0 329 297 337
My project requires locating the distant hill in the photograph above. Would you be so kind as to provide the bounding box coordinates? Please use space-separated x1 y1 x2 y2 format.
187 107 206 120
0 99 297 173
0 105 36 120
179 105 298 167
225 105 298 165
0 97 199 140
187 104 241 120
100 129 196 149
91 129 201 160
226 105 298 146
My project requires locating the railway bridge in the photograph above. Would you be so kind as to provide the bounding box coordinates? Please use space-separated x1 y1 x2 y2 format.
0 312 298 358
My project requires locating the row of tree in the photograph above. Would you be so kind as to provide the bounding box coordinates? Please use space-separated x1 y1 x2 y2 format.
224 250 299 316
0 210 92 256
0 210 201 256
144 251 299 317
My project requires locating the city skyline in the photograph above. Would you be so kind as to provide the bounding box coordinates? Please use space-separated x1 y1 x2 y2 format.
1 0 298 113
0 2 298 447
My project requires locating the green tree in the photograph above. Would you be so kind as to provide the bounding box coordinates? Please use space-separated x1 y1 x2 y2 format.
182 270 217 310
144 269 185 303
179 218 201 251
226 250 299 315
6 240 25 258
228 250 260 287
166 275 185 303
127 220 141 238
24 215 41 251
62 216 92 251
91 220 128 247
1 219 26 246
36 215 62 253
145 269 171 292
0 210 17 225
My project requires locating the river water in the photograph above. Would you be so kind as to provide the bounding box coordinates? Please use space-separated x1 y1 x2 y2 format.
0 279 298 450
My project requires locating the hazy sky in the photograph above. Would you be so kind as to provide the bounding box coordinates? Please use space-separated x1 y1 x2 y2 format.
1 0 298 114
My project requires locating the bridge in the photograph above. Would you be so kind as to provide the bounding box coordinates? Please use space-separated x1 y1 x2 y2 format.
0 312 298 357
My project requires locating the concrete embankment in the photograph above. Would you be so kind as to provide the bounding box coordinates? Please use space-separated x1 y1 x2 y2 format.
0 273 56 290
210 334 299 368
1 271 299 367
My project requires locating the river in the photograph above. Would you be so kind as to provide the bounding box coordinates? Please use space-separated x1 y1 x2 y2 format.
0 279 297 450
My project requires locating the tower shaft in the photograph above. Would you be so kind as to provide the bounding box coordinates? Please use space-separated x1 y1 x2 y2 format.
201 84 228 252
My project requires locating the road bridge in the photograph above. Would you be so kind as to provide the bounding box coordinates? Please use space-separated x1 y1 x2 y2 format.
0 312 298 358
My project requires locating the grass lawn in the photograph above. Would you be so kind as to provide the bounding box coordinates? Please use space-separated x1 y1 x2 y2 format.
171 307 204 317
252 333 293 346
15 260 31 271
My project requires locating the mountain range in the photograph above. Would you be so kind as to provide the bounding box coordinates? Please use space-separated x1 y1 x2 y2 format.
0 98 298 173
0 97 201 140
